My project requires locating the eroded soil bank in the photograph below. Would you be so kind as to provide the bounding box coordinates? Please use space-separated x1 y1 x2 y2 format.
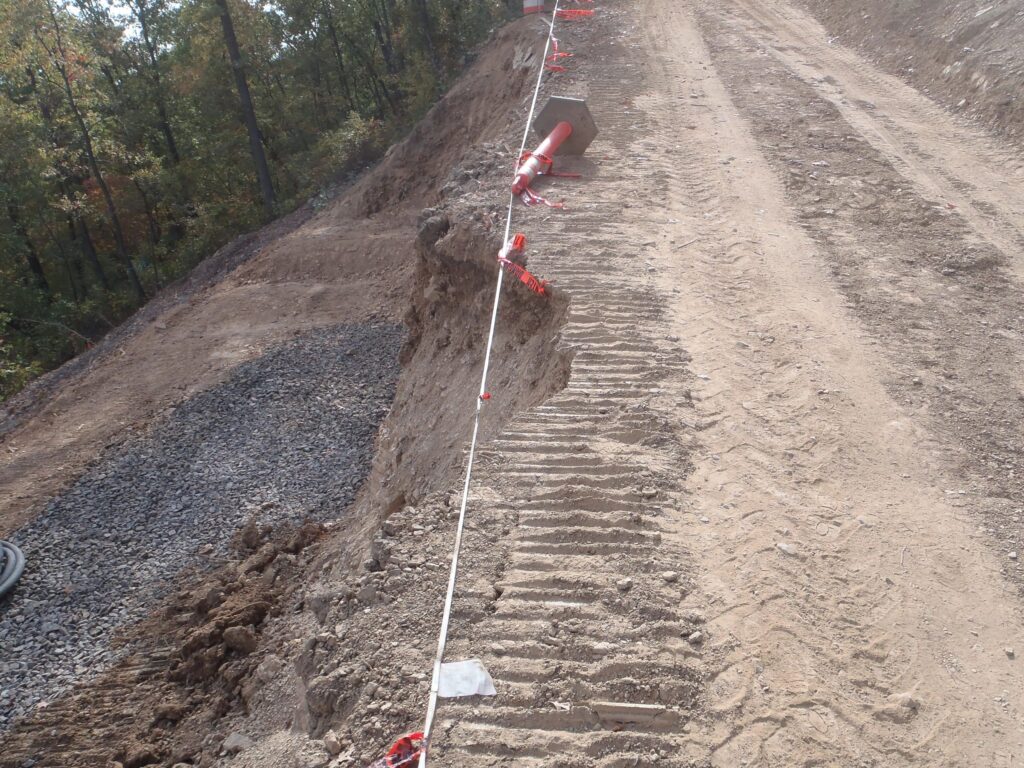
795 0 1024 149
0 14 571 768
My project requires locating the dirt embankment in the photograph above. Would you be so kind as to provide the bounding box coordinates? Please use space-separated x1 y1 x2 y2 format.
0 16 552 538
795 0 1024 149
0 14 572 768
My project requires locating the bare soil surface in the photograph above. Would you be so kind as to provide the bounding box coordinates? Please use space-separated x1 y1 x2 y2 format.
0 12 547 538
5 1 1024 767
794 0 1024 151
639 1 1024 763
421 2 1024 764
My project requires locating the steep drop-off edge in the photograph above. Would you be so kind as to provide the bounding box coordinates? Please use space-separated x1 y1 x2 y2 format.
0 14 556 537
0 14 574 768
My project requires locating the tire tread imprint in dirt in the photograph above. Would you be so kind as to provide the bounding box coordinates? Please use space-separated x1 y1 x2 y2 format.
624 0 1024 766
429 4 709 767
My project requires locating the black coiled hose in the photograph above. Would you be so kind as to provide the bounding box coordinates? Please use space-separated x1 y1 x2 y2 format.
0 540 25 599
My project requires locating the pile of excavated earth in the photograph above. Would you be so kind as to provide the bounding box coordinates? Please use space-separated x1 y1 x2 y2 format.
4 0 1024 767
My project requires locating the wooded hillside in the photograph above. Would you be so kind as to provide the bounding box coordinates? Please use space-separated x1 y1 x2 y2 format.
0 0 510 399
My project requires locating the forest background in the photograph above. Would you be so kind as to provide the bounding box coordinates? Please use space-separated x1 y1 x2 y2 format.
0 0 512 399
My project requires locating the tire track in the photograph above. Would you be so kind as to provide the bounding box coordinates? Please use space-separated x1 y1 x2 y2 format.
725 0 1024 279
636 1 1024 765
427 6 709 766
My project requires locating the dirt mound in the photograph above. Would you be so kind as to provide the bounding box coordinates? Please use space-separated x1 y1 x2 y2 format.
0 520 325 768
795 0 1024 148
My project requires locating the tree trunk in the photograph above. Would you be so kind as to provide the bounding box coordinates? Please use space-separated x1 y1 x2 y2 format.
411 0 443 85
132 0 183 164
343 32 399 115
28 66 108 293
373 0 399 73
100 64 121 97
215 0 276 218
8 205 50 293
372 19 397 76
47 222 84 302
132 178 161 247
41 2 146 302
322 4 357 112
311 61 325 130
66 209 108 291
63 79 146 301
155 97 181 165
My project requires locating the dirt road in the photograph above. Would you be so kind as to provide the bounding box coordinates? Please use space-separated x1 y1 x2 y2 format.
432 0 1024 765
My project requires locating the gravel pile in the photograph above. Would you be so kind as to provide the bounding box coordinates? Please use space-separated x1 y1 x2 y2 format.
0 322 403 732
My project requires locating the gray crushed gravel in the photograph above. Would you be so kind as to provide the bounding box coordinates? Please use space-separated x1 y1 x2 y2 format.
0 322 403 732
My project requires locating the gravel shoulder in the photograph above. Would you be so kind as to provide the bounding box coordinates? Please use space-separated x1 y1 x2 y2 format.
0 323 403 733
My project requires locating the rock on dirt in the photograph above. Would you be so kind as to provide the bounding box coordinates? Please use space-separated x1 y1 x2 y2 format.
872 691 921 723
223 626 259 655
323 729 343 755
0 323 402 733
222 731 254 754
255 654 284 683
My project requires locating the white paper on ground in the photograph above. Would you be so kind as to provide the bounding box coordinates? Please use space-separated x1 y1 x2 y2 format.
437 659 497 698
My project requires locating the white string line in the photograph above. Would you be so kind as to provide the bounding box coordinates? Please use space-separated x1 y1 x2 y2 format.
417 3 563 766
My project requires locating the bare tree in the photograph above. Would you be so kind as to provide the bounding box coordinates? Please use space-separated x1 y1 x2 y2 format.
214 0 276 218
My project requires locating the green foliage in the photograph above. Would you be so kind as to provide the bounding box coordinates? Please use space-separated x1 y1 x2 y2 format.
311 112 387 181
0 319 44 402
0 306 48 401
0 0 512 401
